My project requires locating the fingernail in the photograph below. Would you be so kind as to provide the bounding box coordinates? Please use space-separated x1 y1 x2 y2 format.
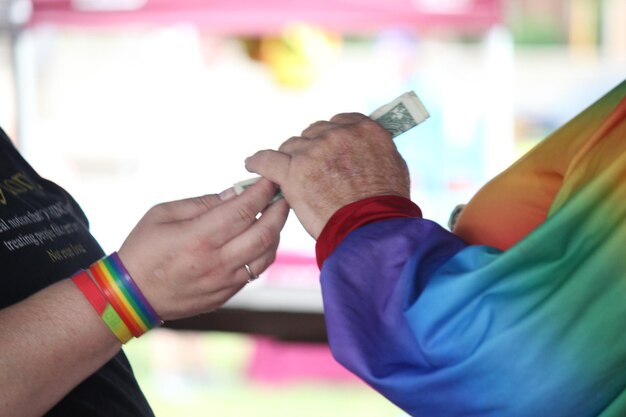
219 188 236 201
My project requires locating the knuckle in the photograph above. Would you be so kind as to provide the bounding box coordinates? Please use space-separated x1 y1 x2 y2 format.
148 202 167 215
255 224 277 251
301 121 328 136
358 117 387 136
329 112 363 123
255 149 273 163
145 202 172 220
320 127 355 152
184 225 221 254
264 250 277 267
191 195 214 211
235 202 258 224
187 233 210 252
279 136 303 153
369 121 392 138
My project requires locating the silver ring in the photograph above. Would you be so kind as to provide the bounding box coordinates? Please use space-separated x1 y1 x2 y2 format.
244 263 260 283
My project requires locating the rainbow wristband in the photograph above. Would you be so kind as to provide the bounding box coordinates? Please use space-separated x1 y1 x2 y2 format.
108 253 161 328
88 253 163 338
72 270 133 344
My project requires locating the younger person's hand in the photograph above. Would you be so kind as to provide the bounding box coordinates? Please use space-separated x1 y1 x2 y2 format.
117 178 289 320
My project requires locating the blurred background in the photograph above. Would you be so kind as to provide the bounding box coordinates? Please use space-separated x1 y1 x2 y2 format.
0 0 624 415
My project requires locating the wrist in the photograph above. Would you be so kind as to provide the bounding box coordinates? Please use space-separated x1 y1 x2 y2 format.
71 253 163 344
315 195 422 269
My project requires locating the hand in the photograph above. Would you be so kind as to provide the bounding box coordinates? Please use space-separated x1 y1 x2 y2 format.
116 178 289 320
245 113 410 239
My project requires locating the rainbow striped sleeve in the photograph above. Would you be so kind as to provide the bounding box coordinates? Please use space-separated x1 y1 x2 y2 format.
320 79 626 416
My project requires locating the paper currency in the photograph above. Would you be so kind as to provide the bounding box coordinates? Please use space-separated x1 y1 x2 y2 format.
233 178 284 203
234 91 429 199
369 91 429 138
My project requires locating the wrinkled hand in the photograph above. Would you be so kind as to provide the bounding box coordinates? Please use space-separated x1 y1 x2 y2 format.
116 179 289 320
245 113 410 239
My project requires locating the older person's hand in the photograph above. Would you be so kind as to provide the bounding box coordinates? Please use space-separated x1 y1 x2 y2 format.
245 113 410 239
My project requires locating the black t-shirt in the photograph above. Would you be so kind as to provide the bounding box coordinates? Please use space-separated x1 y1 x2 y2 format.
0 128 154 416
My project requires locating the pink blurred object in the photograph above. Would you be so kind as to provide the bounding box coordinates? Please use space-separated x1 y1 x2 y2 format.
30 0 502 34
263 251 319 288
247 336 359 384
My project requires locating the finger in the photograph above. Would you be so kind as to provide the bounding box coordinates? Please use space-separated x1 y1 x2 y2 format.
220 198 288 269
149 194 224 223
329 114 392 144
191 285 245 316
214 284 245 305
233 247 280 286
277 136 309 154
191 178 281 245
301 121 334 139
218 187 237 201
245 149 291 184
329 112 368 125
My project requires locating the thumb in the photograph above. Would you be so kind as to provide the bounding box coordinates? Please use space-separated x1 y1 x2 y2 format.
150 194 224 223
245 149 291 186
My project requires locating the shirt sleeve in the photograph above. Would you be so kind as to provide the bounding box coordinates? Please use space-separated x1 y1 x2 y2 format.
320 216 626 417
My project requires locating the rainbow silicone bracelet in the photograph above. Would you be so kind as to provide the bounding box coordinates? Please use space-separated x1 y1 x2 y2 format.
89 261 146 337
108 252 161 328
88 253 162 338
72 270 133 344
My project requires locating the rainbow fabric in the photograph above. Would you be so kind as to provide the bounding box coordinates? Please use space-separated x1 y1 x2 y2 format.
320 79 626 416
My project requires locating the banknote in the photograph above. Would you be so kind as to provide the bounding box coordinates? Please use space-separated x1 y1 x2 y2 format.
233 178 284 203
369 91 429 138
234 91 429 199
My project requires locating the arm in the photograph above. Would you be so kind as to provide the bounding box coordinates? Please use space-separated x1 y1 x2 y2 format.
246 111 626 417
313 195 471 415
0 178 289 417
319 210 626 417
0 280 120 417
320 218 467 414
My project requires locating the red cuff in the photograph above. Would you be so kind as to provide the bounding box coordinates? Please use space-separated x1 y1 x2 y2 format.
315 195 422 269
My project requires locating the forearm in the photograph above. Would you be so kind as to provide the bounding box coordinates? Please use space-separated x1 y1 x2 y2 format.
321 209 626 416
0 278 121 417
320 218 466 406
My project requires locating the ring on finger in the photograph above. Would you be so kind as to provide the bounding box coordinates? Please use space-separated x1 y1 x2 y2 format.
244 263 260 283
